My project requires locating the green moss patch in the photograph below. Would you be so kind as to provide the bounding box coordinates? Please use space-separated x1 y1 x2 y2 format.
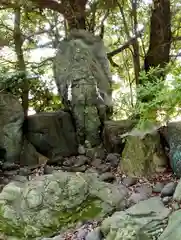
0 197 106 239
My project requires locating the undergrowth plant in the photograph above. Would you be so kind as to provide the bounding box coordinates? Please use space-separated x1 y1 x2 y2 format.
135 64 181 129
114 64 181 130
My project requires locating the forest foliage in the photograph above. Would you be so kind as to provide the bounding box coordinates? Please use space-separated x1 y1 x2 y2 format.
0 0 181 127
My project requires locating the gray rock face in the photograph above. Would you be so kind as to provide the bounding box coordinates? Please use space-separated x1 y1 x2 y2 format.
153 182 164 193
165 122 181 177
26 110 78 160
19 137 43 167
101 197 171 239
54 29 112 146
161 182 177 197
0 91 24 163
173 179 181 201
0 171 127 239
159 209 181 240
120 130 167 177
122 176 137 187
85 227 102 240
103 120 137 153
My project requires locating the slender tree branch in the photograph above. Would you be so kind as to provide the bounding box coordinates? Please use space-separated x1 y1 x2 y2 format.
29 0 64 14
107 29 144 58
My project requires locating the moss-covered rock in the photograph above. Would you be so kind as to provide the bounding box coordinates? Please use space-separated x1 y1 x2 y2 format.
0 171 127 239
101 197 170 240
119 129 167 177
102 217 152 240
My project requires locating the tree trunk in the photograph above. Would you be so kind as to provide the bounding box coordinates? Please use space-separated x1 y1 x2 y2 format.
138 0 171 104
14 7 28 117
30 0 87 30
144 0 171 75
118 1 140 85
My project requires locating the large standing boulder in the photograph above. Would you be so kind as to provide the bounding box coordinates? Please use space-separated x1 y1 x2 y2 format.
103 120 137 153
119 128 168 176
101 197 170 240
26 110 78 159
163 121 181 177
0 91 24 163
54 29 112 146
0 171 127 239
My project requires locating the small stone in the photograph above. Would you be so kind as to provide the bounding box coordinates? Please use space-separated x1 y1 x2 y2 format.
12 175 27 182
2 162 19 171
128 192 149 205
86 148 96 159
63 156 75 166
94 147 106 160
153 182 165 193
85 140 91 148
106 153 120 167
162 196 172 204
74 155 89 167
161 182 177 197
172 202 179 210
44 165 54 174
117 184 129 198
91 158 102 168
122 176 137 187
73 165 87 172
61 165 87 172
19 167 31 176
97 164 111 173
86 227 102 240
76 228 88 239
1 177 10 185
49 156 64 165
135 184 152 196
3 170 18 177
99 172 115 183
78 145 86 155
86 147 106 160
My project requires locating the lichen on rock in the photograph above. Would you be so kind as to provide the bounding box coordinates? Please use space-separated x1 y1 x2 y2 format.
119 129 167 177
0 171 127 239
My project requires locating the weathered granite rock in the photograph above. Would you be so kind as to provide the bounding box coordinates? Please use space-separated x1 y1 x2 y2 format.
103 120 137 153
0 171 127 239
26 110 78 160
85 145 106 160
159 209 181 240
54 29 112 146
0 91 24 163
161 182 177 197
173 178 181 202
19 137 46 167
119 129 167 176
165 122 181 177
101 197 171 240
85 227 102 240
